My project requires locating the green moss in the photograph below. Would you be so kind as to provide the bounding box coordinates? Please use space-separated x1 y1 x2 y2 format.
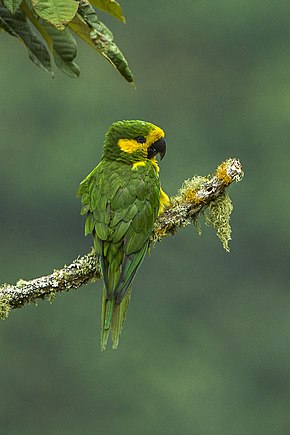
206 192 233 252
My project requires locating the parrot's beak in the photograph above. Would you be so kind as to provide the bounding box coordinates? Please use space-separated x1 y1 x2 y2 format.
147 137 166 160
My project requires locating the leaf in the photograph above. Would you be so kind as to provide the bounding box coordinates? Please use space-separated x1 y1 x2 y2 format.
52 30 80 77
0 1 52 74
3 0 22 13
22 0 80 77
69 1 133 82
90 0 125 23
31 0 78 30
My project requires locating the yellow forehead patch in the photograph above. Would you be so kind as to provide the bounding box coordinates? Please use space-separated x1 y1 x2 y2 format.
118 125 165 154
147 126 164 146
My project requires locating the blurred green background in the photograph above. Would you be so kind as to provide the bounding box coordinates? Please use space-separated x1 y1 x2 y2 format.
1 1 290 434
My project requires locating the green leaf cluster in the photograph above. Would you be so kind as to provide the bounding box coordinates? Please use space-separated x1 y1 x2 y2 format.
0 0 133 81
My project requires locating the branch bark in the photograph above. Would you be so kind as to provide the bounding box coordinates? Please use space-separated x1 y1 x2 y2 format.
0 158 244 319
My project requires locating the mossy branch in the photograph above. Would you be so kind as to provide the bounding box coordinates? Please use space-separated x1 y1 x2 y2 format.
0 158 244 320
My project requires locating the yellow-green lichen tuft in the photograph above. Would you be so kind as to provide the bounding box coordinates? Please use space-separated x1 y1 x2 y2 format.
206 192 233 252
215 161 233 185
177 175 209 204
152 225 169 241
46 291 56 304
0 294 12 320
16 278 29 287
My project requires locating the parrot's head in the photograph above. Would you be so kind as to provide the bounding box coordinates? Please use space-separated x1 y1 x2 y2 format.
103 120 166 164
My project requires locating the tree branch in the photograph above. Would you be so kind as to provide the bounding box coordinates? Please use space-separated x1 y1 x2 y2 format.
0 158 244 319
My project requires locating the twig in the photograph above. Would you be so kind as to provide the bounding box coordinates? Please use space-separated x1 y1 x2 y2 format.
0 158 243 319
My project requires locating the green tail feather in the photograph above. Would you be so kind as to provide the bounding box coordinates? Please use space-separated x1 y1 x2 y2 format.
101 287 132 351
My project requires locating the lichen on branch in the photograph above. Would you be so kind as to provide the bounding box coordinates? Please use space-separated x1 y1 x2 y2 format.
0 158 243 320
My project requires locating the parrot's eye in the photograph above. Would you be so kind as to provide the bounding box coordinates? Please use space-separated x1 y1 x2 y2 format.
134 136 146 143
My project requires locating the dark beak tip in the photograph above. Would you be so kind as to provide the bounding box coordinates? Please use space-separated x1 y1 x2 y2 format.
159 138 166 160
147 137 166 160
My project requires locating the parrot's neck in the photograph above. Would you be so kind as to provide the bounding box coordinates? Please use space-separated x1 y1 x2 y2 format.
131 158 160 174
149 158 160 174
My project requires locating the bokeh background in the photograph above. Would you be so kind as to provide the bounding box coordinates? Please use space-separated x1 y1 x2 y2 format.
1 1 290 434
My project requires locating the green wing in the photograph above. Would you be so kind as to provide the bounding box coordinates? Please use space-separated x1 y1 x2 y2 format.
78 159 160 350
78 159 160 299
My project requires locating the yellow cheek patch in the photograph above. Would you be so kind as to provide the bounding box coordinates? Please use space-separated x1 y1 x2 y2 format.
118 138 146 154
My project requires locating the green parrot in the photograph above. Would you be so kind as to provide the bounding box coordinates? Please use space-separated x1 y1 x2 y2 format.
77 120 170 350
